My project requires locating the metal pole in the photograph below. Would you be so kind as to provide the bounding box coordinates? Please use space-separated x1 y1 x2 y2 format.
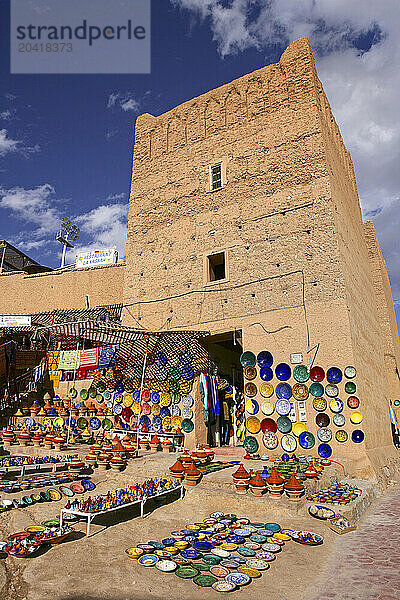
60 232 69 268
0 246 6 272
66 341 80 446
136 337 149 453
232 366 237 447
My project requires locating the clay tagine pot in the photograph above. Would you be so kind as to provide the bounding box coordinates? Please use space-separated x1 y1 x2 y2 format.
68 457 85 475
90 443 102 456
162 439 173 454
112 440 126 458
53 435 65 451
110 454 126 472
179 451 193 469
284 473 305 502
97 452 109 471
266 468 284 498
17 431 31 447
304 465 319 479
149 435 160 453
32 433 42 447
139 438 149 450
85 452 98 468
232 463 251 495
249 471 267 497
44 434 54 450
169 458 185 483
184 462 202 487
193 450 208 464
2 427 15 447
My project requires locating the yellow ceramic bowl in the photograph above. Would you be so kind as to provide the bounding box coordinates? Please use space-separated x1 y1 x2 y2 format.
186 524 200 531
273 533 291 541
173 541 188 550
164 546 179 555
125 547 144 560
350 410 363 424
292 422 307 437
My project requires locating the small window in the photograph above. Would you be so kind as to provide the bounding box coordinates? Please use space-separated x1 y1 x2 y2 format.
207 252 226 281
210 163 222 191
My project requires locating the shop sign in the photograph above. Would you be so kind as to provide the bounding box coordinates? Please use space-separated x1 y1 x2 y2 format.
0 315 32 327
75 248 118 269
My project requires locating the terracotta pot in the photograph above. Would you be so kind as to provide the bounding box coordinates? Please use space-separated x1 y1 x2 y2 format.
162 441 173 454
184 463 202 487
139 439 149 450
110 455 126 471
85 453 97 468
267 468 284 499
249 472 267 497
232 463 250 495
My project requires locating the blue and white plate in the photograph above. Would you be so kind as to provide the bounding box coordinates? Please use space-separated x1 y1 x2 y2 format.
225 572 251 586
88 417 101 430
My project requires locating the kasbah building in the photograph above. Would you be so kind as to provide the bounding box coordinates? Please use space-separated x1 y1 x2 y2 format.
1 38 399 482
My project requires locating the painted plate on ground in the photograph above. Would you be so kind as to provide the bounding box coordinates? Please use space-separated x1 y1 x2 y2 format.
260 418 277 433
292 383 309 400
212 581 236 593
317 428 332 442
261 401 274 416
326 384 339 398
310 383 324 397
263 432 278 449
257 351 273 367
238 566 261 578
59 486 74 497
313 397 327 412
210 565 230 578
25 526 45 533
246 558 270 570
211 548 230 558
155 559 177 572
47 488 62 501
203 554 221 565
233 528 251 537
245 399 259 415
244 383 257 398
261 542 281 553
225 572 251 586
350 411 363 424
89 417 101 430
70 483 85 494
276 416 292 433
333 413 345 427
81 479 96 491
240 352 256 367
193 574 218 587
246 417 261 434
256 551 275 561
181 419 194 433
329 399 344 413
243 436 259 454
344 366 357 379
281 434 297 452
260 367 274 381
352 429 365 443
335 430 348 443
293 365 309 383
290 531 323 545
260 384 274 399
275 399 291 416
138 554 159 567
244 366 257 380
318 443 332 458
292 422 307 437
276 383 292 400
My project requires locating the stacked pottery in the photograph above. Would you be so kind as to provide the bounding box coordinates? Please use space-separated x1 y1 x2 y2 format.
139 438 149 451
304 464 319 479
90 443 102 456
125 442 137 458
17 431 31 447
2 427 15 448
53 435 65 451
179 451 193 470
149 435 160 453
69 457 85 476
97 452 109 471
169 458 185 483
266 468 284 499
232 464 251 495
85 451 98 468
203 445 215 462
110 454 126 472
162 439 173 454
32 433 42 448
249 471 267 497
284 473 305 502
44 434 54 450
113 440 126 458
184 462 202 487
193 450 208 464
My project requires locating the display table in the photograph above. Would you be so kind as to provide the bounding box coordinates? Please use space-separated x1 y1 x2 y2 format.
59 485 184 536
0 461 70 478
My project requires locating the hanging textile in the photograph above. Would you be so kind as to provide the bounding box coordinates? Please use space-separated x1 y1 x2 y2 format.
98 345 119 369
58 350 80 371
0 346 6 378
80 348 99 369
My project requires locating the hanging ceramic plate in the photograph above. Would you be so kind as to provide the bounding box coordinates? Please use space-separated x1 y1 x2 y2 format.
171 415 182 428
260 418 277 433
182 394 194 408
313 397 327 412
315 413 330 427
347 396 359 409
275 383 292 400
292 383 309 400
281 434 297 452
181 418 194 433
329 399 344 413
293 365 309 383
89 417 101 430
80 389 88 400
152 416 162 429
292 422 307 437
151 404 161 416
132 402 140 415
345 382 357 394
244 383 257 398
350 411 363 424
171 405 181 416
275 399 291 416
310 383 324 397
325 384 339 398
114 404 123 415
275 363 291 381
246 417 261 434
326 367 342 384
318 443 332 458
69 388 78 399
309 366 325 382
261 401 274 417
181 407 193 419
333 413 345 427
257 351 273 367
276 416 292 433
260 383 274 399
142 403 151 415
171 393 181 404
263 432 278 449
260 367 274 382
122 394 133 408
245 399 259 415
243 436 259 454
298 431 315 449
344 366 356 379
335 430 348 443
244 366 257 380
162 416 171 430
54 417 64 427
103 390 111 401
317 427 332 442
240 352 256 367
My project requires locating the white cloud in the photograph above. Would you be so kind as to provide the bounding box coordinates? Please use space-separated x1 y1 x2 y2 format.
107 92 140 112
0 128 39 157
0 184 59 237
172 0 400 300
106 192 125 201
0 110 14 121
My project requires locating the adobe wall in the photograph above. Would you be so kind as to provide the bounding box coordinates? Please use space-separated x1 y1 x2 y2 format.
0 262 125 314
124 38 399 477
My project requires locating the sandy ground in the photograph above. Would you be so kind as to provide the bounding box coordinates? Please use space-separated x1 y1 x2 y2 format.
0 448 394 600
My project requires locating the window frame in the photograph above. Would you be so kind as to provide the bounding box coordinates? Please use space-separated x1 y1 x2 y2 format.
208 162 224 192
204 250 229 286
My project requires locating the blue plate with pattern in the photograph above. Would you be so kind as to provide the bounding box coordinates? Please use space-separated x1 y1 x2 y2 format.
151 391 160 404
257 351 273 368
326 367 342 384
88 417 100 430
276 383 292 399
260 367 273 381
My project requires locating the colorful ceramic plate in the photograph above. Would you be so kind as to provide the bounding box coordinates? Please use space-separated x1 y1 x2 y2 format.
245 399 259 415
261 401 274 416
275 398 291 416
246 417 261 434
263 432 278 449
244 383 257 398
317 428 332 442
77 417 88 429
193 574 218 587
325 384 339 398
335 430 348 443
310 383 324 397
260 417 277 433
225 572 251 586
292 383 309 400
25 526 45 533
326 367 342 383
350 410 363 424
310 366 325 382
308 505 335 520
59 486 74 497
344 366 356 379
313 397 327 412
257 351 273 367
246 558 270 571
333 413 346 427
329 399 344 413
81 479 96 491
276 416 292 433
260 383 274 399
102 418 113 431
292 422 307 437
47 488 62 501
293 365 309 383
260 367 274 381
89 417 101 430
347 396 360 409
275 363 291 381
138 554 159 567
210 565 230 578
261 542 281 553
155 559 177 572
352 429 365 443
212 581 236 592
256 551 275 561
345 382 357 394
281 434 297 452
276 383 292 400
181 419 194 433
70 483 85 494
318 443 332 458
211 548 230 558
290 531 323 546
244 366 257 380
240 352 256 367
315 413 330 427
203 554 221 565
237 566 261 578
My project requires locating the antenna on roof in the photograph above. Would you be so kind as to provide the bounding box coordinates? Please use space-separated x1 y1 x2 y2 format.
56 217 80 268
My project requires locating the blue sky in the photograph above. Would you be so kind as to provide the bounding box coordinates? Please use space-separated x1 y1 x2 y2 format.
0 1 399 327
